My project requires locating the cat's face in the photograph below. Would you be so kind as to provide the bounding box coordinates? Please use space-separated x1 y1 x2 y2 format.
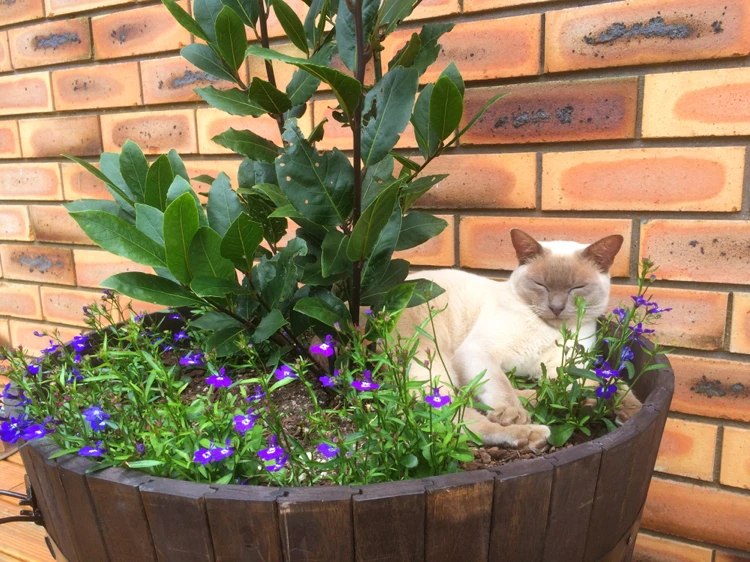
508 229 623 322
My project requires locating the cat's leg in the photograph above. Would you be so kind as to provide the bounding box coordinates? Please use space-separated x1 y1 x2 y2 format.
463 408 550 454
614 389 642 425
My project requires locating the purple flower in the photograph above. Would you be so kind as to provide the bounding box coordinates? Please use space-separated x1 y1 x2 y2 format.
194 448 214 465
71 334 89 352
41 340 59 354
364 308 373 316
612 308 627 323
82 405 110 432
274 364 297 381
74 353 82 363
594 361 622 379
67 367 84 383
647 303 672 315
631 295 650 308
631 323 655 338
1 383 17 400
351 370 379 392
258 436 285 462
620 346 634 362
168 311 182 320
212 440 234 462
310 339 335 357
174 331 189 342
596 384 617 400
264 454 289 472
317 443 339 459
246 386 266 402
319 375 337 388
27 364 40 376
78 442 106 457
0 417 33 444
102 289 114 298
22 424 51 440
136 443 146 456
207 368 232 388
233 411 258 435
33 330 44 337
179 352 203 367
424 387 452 409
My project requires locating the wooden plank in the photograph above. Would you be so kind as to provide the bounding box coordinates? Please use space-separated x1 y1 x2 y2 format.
542 441 603 562
87 467 158 562
596 509 642 562
140 478 216 562
205 485 283 562
277 486 358 562
57 456 110 562
39 453 83 562
425 470 494 562
0 458 26 507
0 518 55 562
353 479 426 562
489 457 554 562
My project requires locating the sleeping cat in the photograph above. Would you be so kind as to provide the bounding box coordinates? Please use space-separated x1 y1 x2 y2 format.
397 229 641 453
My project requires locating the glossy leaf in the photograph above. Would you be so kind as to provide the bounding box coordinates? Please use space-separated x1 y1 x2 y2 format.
272 0 308 55
101 272 202 306
285 42 334 106
193 0 223 44
166 176 209 227
361 203 402 289
206 172 242 237
65 155 134 207
361 258 409 303
220 214 264 271
336 0 378 72
411 83 439 159
362 157 395 209
144 155 173 210
119 140 148 202
293 295 346 328
388 32 421 70
215 6 247 71
407 278 445 307
412 23 454 76
188 227 236 280
65 199 133 222
380 0 414 34
205 326 247 356
167 149 190 181
190 276 243 297
163 192 200 284
253 309 288 342
220 0 258 26
212 127 280 162
347 180 399 261
383 282 415 316
196 86 265 117
252 238 307 309
320 229 350 277
181 44 236 83
191 311 243 330
162 0 209 41
396 212 448 251
401 174 448 210
248 77 292 114
440 61 464 96
429 76 463 141
135 204 165 245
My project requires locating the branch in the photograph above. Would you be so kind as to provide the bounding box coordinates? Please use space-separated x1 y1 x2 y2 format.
256 0 286 137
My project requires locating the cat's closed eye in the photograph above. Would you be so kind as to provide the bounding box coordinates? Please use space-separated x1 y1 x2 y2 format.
569 285 586 292
534 281 548 290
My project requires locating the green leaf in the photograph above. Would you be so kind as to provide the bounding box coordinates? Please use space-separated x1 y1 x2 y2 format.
64 155 134 207
215 6 247 71
205 326 246 356
549 424 575 447
391 152 420 172
380 0 414 34
193 0 224 44
248 77 292 114
144 154 173 210
69 210 166 267
135 204 165 245
246 46 362 118
191 311 243 330
407 279 445 307
277 121 353 227
429 76 463 141
101 272 201 306
253 309 288 342
401 174 447 210
320 229 350 277
167 149 190 182
100 152 136 205
440 61 464 96
362 156 395 208
242 192 288 245
293 295 345 328
206 172 242 237
196 86 265 117
361 203 402 289
383 282 415 316
188 227 236 280
457 92 508 138
162 0 209 40
221 0 258 27
127 460 164 469
193 174 217 185
181 44 236 83
212 127 280 162
347 180 399 261
411 83 439 159
307 118 327 144
361 258 409 302
119 140 148 202
361 67 419 166
272 0 308 55
166 176 208 227
388 32 421 70
412 23 454 76
396 211 448 251
190 276 243 297
399 453 419 468
251 182 291 207
336 0 378 72
64 199 133 222
252 238 307 309
220 214 264 271
285 42 334 106
163 192 201 284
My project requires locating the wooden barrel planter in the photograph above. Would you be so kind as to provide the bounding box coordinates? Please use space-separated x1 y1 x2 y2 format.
13 317 673 562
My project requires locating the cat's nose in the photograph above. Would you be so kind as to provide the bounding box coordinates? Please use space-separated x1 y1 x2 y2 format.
549 303 565 317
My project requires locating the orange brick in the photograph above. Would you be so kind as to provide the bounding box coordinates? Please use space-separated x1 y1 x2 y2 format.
0 72 53 117
543 147 745 212
0 319 9 347
92 2 191 60
459 217 632 276
641 220 750 285
0 282 41 319
720 426 750 490
643 68 750 138
464 0 556 13
46 0 134 17
730 292 750 355
407 0 459 20
395 214 455 267
0 120 21 158
410 153 536 210
0 245 75 285
196 108 291 154
643 477 750 551
0 31 11 72
546 0 750 73
73 249 150 288
28 204 89 244
460 79 638 146
0 206 33 241
40 286 103 326
8 18 91 70
383 16 541 83
9 319 81 354
100 109 197 154
264 0 307 39
0 0 44 26
183 159 241 196
609 285 728 351
0 163 62 201
19 115 102 158
715 551 750 562
633 533 712 562
669 354 750 423
247 43 304 93
61 161 112 200
654 417 717 481
52 61 141 110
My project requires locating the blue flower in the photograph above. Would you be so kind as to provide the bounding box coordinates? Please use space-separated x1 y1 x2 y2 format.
596 384 617 400
27 364 40 376
594 361 623 379
246 386 266 403
1 383 17 400
194 448 214 465
310 335 336 357
207 368 232 388
211 440 234 462
179 352 203 367
620 346 634 362
22 424 51 440
612 308 627 323
67 367 84 383
351 370 379 392
233 411 258 435
41 340 59 354
631 295 650 308
136 443 146 456
647 303 672 315
74 353 82 363
264 454 289 472
78 442 106 457
258 436 285 462
364 308 373 316
317 443 339 459
168 311 182 320
319 375 337 388
82 405 110 432
0 416 33 444
424 387 452 408
631 323 655 339
174 331 189 342
274 364 297 381
71 335 88 352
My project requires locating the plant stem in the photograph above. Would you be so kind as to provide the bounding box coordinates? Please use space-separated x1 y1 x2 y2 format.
257 0 285 136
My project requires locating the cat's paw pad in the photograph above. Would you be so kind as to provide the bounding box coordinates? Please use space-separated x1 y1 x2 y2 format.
615 393 642 426
488 405 530 426
510 424 550 454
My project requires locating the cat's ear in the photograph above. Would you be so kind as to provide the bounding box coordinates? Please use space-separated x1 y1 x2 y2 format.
510 229 545 264
582 235 624 272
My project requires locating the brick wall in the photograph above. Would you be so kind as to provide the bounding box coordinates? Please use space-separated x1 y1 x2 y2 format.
1 0 749 558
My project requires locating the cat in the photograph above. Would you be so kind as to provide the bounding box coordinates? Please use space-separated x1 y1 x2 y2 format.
396 229 641 453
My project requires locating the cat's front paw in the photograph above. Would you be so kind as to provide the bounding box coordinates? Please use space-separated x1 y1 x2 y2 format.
508 424 550 454
488 405 530 426
615 392 642 425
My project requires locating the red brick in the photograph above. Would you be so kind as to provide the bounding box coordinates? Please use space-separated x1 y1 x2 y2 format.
0 31 11 72
459 216 632 276
0 282 42 319
464 0 556 13
19 115 102 158
46 0 134 17
196 108 291 154
0 120 21 158
0 0 44 26
669 354 750 422
543 147 745 212
609 285 728 351
0 245 75 285
395 214 455 267
183 159 241 197
92 2 191 60
0 72 53 116
61 161 112 200
9 319 81 354
28 204 89 244
0 206 33 241
52 61 141 110
0 163 62 201
633 533 712 562
40 286 102 326
546 0 750 73
459 79 638 146
715 552 750 562
654 417 717 481
643 67 750 137
8 18 91 70
643 478 750 551
246 42 304 93
73 249 150 288
100 109 197 154
720 426 750 490
410 153 536 210
730 292 750 355
640 220 750 285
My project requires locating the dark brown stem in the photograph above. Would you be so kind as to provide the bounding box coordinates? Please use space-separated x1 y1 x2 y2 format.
257 0 286 136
